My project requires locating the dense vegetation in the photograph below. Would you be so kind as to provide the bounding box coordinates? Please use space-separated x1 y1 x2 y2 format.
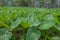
0 7 60 40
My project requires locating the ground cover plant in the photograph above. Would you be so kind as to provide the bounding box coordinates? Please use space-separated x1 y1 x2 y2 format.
0 7 60 40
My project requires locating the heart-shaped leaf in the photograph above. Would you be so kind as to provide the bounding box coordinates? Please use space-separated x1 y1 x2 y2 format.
26 27 41 40
0 28 12 40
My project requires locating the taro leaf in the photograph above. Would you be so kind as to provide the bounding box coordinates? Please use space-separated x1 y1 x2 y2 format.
32 18 41 27
27 13 40 27
50 37 60 40
43 14 54 22
26 27 41 40
38 14 55 30
55 25 60 31
39 21 54 30
0 28 12 40
10 17 23 31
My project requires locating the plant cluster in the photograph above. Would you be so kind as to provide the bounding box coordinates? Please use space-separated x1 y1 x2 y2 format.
0 7 60 40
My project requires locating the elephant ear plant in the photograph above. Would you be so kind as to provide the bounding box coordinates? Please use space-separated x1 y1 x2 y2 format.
0 7 60 40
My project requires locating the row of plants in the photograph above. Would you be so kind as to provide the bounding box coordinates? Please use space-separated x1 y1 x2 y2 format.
0 7 60 40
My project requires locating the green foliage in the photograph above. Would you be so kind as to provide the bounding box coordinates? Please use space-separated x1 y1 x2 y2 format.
50 36 60 40
0 28 12 40
26 27 41 40
0 7 60 40
39 14 55 30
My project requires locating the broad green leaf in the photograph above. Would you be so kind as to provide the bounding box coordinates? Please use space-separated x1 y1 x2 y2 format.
55 25 60 31
50 37 60 40
10 17 23 31
43 14 54 22
39 21 54 30
39 14 55 30
27 13 40 27
0 28 12 40
26 27 41 40
32 18 41 27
